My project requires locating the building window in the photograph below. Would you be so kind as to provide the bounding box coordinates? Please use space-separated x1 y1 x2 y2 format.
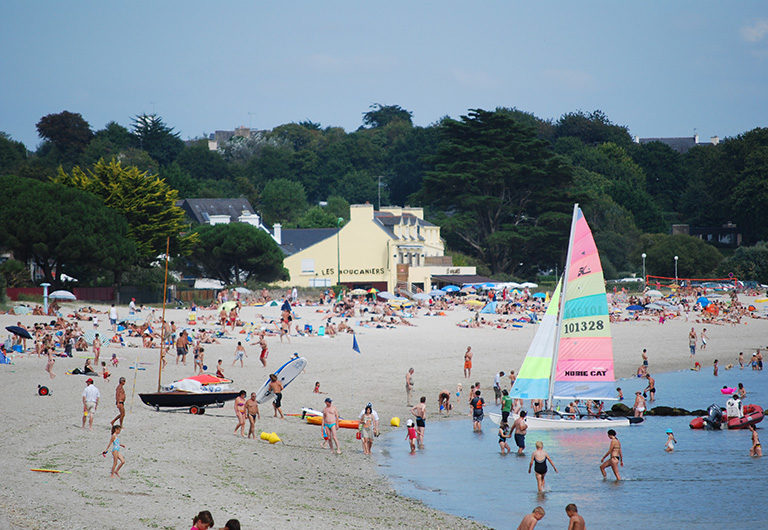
301 259 315 274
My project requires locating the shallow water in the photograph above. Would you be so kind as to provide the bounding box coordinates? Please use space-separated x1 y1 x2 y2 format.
376 368 768 529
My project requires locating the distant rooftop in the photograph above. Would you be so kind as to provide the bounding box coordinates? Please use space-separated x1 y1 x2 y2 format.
279 228 339 256
634 134 720 154
177 198 255 224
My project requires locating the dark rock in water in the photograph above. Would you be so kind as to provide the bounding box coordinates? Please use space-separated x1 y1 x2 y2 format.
647 406 691 416
608 403 633 416
690 409 708 416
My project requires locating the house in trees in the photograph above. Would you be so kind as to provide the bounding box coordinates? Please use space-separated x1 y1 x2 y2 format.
177 198 277 241
634 133 720 154
276 203 478 292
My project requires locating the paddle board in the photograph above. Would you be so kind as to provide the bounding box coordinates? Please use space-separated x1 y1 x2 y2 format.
31 468 71 473
255 356 307 404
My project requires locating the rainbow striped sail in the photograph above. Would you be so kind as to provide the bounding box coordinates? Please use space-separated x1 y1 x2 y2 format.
510 280 561 400
552 205 615 400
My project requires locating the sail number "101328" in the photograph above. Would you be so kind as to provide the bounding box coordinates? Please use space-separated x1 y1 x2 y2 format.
563 320 604 333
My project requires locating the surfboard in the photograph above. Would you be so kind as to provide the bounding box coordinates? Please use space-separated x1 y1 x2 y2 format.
254 356 307 404
31 468 71 473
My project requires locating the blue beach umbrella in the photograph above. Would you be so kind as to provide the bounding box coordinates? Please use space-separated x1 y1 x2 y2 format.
626 305 644 311
441 285 460 292
696 296 710 308
532 292 546 298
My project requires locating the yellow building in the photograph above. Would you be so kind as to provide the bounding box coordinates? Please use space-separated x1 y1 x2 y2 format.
276 204 476 292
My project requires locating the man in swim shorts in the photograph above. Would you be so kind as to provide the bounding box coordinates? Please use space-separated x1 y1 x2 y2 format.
513 410 528 455
463 346 473 378
268 374 284 419
245 392 260 439
501 389 513 423
258 333 269 367
322 397 341 454
644 374 656 402
410 396 427 449
110 377 126 427
405 368 414 406
470 390 485 432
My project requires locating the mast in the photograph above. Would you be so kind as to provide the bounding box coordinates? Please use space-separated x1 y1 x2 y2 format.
548 204 579 404
157 237 170 392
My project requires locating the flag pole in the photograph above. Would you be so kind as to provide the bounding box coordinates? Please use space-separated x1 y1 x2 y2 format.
157 237 170 392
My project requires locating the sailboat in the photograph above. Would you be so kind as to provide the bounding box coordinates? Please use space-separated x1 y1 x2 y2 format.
492 204 642 429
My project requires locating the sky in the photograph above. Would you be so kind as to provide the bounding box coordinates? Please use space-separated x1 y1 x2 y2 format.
1 1 767 149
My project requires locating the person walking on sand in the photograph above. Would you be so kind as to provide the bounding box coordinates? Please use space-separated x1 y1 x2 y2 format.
82 378 100 430
517 506 545 530
410 396 427 449
233 341 246 367
493 371 504 405
565 504 585 530
600 429 623 480
268 374 284 419
464 346 473 378
45 347 56 379
688 327 697 359
322 398 341 454
245 392 260 439
359 404 375 455
102 424 125 478
233 390 247 437
405 368 414 406
664 429 677 452
513 411 529 455
109 304 118 332
749 424 762 457
528 440 558 493
93 333 101 366
176 331 189 366
633 391 646 417
110 377 126 427
701 328 708 350
258 333 269 367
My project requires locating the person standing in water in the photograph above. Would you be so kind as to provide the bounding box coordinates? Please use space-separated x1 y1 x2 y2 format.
498 421 512 454
644 374 656 402
528 440 558 493
749 424 762 457
470 390 485 432
565 504 585 530
410 396 427 449
517 506 545 529
600 429 623 480
664 429 677 452
713 359 719 376
633 391 646 417
513 411 528 455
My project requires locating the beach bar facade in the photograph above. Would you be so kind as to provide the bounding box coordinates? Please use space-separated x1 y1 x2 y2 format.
277 204 474 292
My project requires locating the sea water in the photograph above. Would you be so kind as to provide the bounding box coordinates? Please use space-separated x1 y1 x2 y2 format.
376 368 768 529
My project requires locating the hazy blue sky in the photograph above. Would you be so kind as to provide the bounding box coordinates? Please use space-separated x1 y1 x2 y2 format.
2 1 767 149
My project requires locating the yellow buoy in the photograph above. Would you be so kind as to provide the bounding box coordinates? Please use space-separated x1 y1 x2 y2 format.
390 417 400 427
268 432 281 444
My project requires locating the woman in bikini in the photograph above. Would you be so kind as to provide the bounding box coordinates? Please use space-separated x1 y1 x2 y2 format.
233 391 247 437
600 429 623 480
749 424 762 457
528 440 557 493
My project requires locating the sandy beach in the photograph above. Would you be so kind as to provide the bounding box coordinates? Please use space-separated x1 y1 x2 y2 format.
1 296 766 529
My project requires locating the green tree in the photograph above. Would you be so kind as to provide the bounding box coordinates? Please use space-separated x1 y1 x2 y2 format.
0 258 31 287
36 111 93 159
176 143 231 180
632 233 723 279
295 206 339 228
362 103 413 128
187 223 287 284
0 132 27 175
730 145 768 244
629 141 685 212
326 195 350 221
0 176 136 286
554 110 632 148
131 114 185 166
54 158 193 262
421 109 573 275
716 243 768 283
259 178 308 225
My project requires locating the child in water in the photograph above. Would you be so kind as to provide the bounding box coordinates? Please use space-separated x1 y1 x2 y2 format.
103 425 125 477
498 421 511 454
405 419 418 454
616 387 624 400
664 429 677 452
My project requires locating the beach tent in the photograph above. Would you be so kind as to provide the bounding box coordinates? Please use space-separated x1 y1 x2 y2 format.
0 349 9 364
696 296 710 308
480 301 497 314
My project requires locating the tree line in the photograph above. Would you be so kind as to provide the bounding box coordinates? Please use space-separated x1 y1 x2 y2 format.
1 104 767 288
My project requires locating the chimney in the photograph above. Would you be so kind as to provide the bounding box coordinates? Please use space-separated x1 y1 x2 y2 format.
710 135 720 146
273 223 282 245
694 134 699 144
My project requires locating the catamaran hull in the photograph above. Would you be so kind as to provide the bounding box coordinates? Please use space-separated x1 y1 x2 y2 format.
139 391 240 409
489 412 640 429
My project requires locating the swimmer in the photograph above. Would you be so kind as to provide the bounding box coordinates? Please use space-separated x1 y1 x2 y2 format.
664 429 677 452
528 440 558 493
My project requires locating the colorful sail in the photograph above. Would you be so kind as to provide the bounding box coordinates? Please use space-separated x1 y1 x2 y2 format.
510 280 561 400
552 206 615 400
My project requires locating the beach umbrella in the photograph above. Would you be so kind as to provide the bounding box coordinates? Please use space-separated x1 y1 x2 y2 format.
520 282 538 288
429 289 446 297
234 287 252 295
478 282 496 290
646 290 662 297
6 326 32 339
696 296 710 308
413 293 431 300
367 287 379 294
645 303 664 310
218 301 238 312
626 304 645 311
441 285 460 292
465 299 484 307
49 290 76 300
377 291 394 300
506 282 522 289
350 288 367 295
461 285 476 292
12 305 31 315
532 292 546 298
755 298 768 303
